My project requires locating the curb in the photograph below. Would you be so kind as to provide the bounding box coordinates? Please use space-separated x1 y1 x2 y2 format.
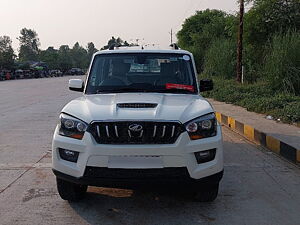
216 112 300 164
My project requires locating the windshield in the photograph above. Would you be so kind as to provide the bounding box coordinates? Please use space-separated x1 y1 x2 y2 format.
85 53 198 94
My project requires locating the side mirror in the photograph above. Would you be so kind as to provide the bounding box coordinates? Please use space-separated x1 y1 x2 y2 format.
199 79 213 92
69 79 84 92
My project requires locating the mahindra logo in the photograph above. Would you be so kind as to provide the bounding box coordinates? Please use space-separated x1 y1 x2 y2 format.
128 124 143 138
129 124 143 132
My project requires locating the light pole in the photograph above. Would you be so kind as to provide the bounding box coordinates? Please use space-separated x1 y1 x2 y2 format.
236 0 244 83
169 29 173 44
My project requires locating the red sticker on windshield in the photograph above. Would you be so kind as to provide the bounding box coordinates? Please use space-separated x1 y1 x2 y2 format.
166 83 194 92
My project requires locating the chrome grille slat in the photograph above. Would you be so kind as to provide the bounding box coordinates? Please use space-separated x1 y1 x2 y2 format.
153 125 157 137
97 125 101 137
171 125 175 137
114 125 119 137
105 125 110 137
161 125 166 137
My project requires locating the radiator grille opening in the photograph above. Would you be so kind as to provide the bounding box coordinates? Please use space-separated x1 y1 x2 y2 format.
88 121 184 144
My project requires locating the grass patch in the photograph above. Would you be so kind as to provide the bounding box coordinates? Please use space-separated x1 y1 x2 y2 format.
263 31 300 95
202 77 300 124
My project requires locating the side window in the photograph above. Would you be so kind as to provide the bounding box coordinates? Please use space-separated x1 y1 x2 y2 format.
108 59 113 77
89 60 99 86
89 58 108 86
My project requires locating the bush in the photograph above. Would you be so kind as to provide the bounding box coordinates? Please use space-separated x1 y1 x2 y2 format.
203 77 300 123
263 31 300 95
203 39 236 79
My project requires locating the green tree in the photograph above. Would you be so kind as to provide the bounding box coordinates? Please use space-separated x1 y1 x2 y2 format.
39 47 59 69
18 28 40 62
87 42 98 61
58 45 72 72
177 9 236 71
245 0 300 47
243 0 300 81
71 42 88 68
0 36 15 69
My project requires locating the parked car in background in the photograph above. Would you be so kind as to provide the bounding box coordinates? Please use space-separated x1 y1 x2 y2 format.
23 70 34 79
0 67 84 82
68 68 85 75
15 69 24 79
0 70 7 81
50 69 63 77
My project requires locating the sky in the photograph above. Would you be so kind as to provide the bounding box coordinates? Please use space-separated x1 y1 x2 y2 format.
0 0 245 51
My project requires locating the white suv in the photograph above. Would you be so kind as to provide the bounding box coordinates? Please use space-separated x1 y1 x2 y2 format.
52 46 223 202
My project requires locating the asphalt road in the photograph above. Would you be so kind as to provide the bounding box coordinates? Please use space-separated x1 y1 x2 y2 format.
0 77 300 225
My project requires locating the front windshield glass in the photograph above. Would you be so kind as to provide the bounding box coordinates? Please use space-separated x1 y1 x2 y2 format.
86 53 198 94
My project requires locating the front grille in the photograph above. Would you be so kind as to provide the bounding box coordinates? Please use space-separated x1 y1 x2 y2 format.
84 167 190 179
117 103 158 108
88 121 184 144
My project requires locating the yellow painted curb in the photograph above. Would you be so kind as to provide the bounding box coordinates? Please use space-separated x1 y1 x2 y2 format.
244 125 255 141
216 112 222 123
297 150 300 163
228 117 236 129
266 136 280 154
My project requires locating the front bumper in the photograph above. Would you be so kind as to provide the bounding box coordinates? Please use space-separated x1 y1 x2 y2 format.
53 168 224 189
52 124 224 181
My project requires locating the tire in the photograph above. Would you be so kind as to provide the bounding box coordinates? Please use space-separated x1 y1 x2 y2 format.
193 183 219 202
56 178 87 202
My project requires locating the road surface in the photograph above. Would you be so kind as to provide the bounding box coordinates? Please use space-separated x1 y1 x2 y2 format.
0 77 299 225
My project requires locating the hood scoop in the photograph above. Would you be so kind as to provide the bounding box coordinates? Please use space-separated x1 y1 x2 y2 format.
117 103 158 108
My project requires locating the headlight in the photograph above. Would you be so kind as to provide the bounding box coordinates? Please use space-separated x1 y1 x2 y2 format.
185 113 217 140
59 114 88 140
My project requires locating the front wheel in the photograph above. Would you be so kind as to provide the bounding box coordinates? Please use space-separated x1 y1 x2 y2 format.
56 178 87 202
193 183 219 202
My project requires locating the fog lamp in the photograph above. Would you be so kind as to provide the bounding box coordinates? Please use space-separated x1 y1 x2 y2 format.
58 148 79 163
194 149 216 164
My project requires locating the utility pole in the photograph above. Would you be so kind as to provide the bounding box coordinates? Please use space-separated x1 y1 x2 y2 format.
169 29 173 44
236 0 244 83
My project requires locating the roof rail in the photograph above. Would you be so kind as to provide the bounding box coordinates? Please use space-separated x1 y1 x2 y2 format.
170 43 179 50
108 44 115 50
108 43 122 50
